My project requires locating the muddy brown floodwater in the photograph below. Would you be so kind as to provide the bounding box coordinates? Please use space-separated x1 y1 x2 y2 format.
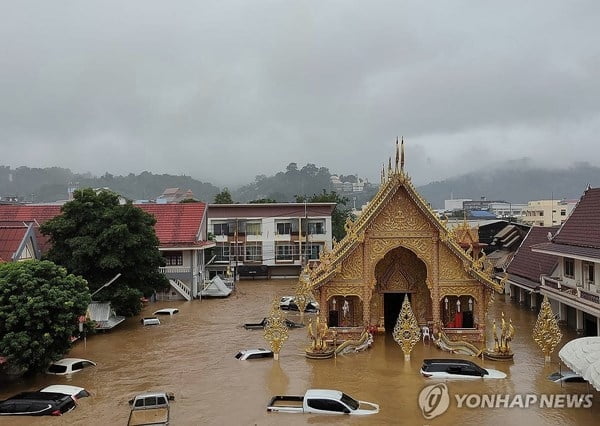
1 279 599 426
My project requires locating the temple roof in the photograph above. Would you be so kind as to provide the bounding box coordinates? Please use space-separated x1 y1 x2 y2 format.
309 141 502 293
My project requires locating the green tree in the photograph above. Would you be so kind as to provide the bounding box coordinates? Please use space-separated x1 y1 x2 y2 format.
295 190 354 241
0 260 90 373
41 188 168 307
214 188 233 204
110 287 144 317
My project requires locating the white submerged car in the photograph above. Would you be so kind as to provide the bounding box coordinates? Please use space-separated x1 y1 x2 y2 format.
420 359 507 379
39 385 91 400
267 389 379 415
235 348 274 360
153 308 179 316
46 358 96 375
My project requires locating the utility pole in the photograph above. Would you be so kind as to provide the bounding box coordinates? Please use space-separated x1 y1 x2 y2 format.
304 200 308 267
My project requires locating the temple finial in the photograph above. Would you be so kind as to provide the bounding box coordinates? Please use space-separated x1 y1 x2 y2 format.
388 157 392 177
400 137 405 171
395 137 399 172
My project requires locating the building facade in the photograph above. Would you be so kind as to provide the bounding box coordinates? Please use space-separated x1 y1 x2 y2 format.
521 199 577 227
531 187 600 336
207 203 335 279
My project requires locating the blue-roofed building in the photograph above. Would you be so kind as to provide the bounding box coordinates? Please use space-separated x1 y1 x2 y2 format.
469 210 497 219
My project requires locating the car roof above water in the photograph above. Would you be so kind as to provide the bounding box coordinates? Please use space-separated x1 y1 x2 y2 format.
422 358 479 366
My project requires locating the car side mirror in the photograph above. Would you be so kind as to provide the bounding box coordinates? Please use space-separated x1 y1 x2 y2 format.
343 408 351 414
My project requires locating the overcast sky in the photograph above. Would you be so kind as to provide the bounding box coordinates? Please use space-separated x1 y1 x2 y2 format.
1 1 599 187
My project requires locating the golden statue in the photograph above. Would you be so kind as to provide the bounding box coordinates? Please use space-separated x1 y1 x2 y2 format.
483 312 514 361
533 296 562 362
306 316 333 359
492 320 499 352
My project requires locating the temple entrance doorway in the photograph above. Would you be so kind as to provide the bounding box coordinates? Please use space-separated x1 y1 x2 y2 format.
384 292 411 333
371 246 432 332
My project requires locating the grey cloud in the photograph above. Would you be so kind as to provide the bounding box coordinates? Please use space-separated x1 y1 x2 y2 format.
1 1 599 187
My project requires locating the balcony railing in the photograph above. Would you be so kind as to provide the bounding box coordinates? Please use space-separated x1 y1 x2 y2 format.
160 266 191 274
581 289 600 304
542 276 600 306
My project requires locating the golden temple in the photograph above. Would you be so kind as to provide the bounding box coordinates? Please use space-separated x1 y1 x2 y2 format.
308 139 503 343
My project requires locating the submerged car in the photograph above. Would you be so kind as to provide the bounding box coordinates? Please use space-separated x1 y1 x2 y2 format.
235 348 274 360
420 359 507 379
46 358 96 375
279 296 319 313
153 308 179 316
0 385 89 416
547 371 587 384
141 317 161 326
39 385 90 400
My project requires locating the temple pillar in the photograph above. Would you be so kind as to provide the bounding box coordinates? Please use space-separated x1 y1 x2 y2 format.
362 286 372 326
432 236 441 333
477 287 485 333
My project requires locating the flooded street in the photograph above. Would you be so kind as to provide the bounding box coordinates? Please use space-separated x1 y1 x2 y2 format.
1 279 598 425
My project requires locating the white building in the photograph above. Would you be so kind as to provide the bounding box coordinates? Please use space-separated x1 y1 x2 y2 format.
521 199 577 227
207 203 335 279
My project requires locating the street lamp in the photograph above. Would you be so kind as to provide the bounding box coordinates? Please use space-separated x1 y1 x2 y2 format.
90 273 122 299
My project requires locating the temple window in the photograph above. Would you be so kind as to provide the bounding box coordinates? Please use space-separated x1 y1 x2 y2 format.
441 295 476 329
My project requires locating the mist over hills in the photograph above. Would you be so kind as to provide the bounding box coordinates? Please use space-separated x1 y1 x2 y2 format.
1 161 599 208
418 161 600 209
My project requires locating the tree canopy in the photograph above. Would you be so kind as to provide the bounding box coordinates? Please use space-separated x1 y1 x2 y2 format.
295 190 354 241
0 260 90 373
41 188 168 305
214 188 234 204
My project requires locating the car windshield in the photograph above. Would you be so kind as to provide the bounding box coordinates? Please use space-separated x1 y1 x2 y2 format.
48 364 68 374
340 393 359 410
548 372 563 380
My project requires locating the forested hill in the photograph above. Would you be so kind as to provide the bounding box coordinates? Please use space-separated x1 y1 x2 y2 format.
418 162 600 209
0 166 220 203
2 161 600 207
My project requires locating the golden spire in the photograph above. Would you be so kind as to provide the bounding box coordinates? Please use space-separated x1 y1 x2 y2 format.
532 296 562 362
395 137 400 172
392 294 421 360
264 299 289 360
400 137 405 171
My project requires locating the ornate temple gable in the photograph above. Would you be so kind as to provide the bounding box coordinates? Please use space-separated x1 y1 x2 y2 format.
369 186 434 236
340 248 363 280
438 244 471 281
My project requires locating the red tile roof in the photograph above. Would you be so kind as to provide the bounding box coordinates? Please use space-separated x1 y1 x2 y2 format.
552 187 600 248
0 224 29 262
0 205 62 224
507 226 558 283
0 203 208 248
137 203 206 245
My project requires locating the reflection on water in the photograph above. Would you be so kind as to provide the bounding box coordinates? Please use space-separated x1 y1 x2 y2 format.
1 280 598 425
